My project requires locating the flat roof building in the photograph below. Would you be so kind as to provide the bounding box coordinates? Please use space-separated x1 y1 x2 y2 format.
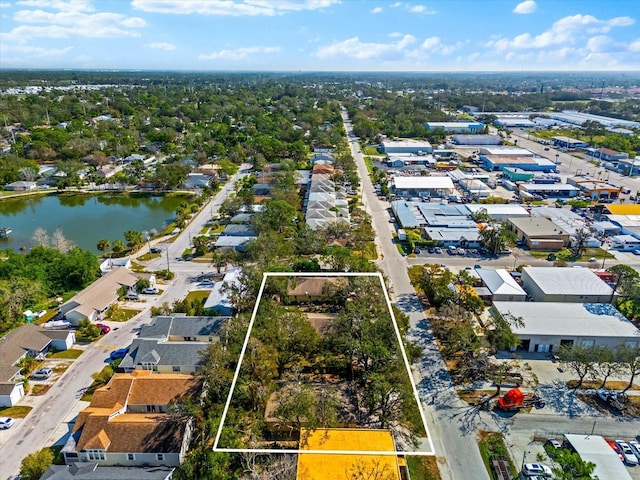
392 176 454 198
494 302 640 353
507 217 570 251
380 140 432 154
563 434 633 480
521 267 613 303
424 121 484 133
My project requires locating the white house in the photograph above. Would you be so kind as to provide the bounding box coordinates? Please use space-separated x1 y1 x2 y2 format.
476 269 526 302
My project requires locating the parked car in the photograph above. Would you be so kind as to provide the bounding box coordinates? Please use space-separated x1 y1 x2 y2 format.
522 463 553 477
31 368 52 380
447 246 457 255
142 287 159 294
588 257 597 263
96 323 110 334
150 247 162 254
545 438 562 450
457 248 466 255
427 247 435 254
110 347 129 360
434 247 442 254
615 440 639 465
413 247 421 254
124 292 139 301
0 417 15 430
628 440 640 460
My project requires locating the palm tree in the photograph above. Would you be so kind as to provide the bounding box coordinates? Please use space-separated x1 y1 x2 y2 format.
97 239 110 255
111 240 125 258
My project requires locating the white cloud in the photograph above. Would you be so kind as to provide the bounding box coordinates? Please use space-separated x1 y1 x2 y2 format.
0 42 73 56
513 0 536 14
146 42 176 51
2 4 146 42
629 40 640 52
132 0 339 16
198 46 280 60
0 2 12 7
315 34 416 60
421 36 440 49
485 13 635 52
586 35 613 53
371 6 382 14
387 2 435 14
16 0 93 11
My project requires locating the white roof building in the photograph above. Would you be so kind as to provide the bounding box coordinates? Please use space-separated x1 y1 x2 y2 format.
392 176 454 192
521 267 613 303
564 434 633 480
465 204 530 222
476 269 526 301
493 302 640 353
479 146 533 157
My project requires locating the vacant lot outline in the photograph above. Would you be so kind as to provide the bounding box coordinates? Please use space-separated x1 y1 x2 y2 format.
212 271 435 456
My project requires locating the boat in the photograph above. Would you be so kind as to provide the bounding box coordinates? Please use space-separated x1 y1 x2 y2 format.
0 227 11 237
43 320 71 330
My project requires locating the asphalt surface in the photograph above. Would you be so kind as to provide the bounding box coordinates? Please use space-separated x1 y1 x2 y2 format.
343 109 490 480
0 166 249 479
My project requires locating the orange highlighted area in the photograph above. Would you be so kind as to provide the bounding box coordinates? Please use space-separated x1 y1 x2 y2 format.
297 428 405 480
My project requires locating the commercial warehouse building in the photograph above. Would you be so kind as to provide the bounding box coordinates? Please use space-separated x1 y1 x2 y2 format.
391 176 454 198
493 302 640 353
521 267 614 303
379 140 432 154
424 121 484 133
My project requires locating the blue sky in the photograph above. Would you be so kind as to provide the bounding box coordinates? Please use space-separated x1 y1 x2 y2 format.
1 0 639 71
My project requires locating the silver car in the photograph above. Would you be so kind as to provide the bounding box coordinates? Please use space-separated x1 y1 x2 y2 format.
0 417 15 429
615 440 639 465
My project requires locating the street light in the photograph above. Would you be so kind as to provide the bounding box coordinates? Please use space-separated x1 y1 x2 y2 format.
521 450 531 470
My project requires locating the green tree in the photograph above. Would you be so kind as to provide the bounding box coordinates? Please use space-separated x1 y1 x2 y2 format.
255 303 319 378
617 344 640 393
486 312 524 351
111 239 125 257
124 230 144 250
274 383 318 437
557 345 597 389
20 447 54 480
97 238 110 254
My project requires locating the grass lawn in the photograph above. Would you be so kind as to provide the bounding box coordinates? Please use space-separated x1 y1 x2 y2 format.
0 405 32 418
199 226 210 235
49 349 83 359
108 308 140 322
185 290 211 304
130 261 147 271
363 242 378 261
31 384 53 396
529 247 614 262
478 430 517 480
363 146 380 155
137 253 160 261
407 456 441 479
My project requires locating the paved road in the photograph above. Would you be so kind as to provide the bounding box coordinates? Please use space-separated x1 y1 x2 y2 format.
0 167 249 479
343 109 490 480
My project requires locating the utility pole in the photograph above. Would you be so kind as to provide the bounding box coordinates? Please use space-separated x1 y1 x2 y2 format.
166 249 170 273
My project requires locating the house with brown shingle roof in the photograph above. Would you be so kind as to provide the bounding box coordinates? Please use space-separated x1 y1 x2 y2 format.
61 268 139 326
287 277 348 303
63 370 199 467
0 323 75 406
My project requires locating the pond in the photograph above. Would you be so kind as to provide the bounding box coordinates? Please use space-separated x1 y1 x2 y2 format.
0 193 186 253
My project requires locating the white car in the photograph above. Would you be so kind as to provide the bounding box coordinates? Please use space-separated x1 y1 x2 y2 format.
629 440 640 460
0 417 15 429
522 463 553 477
615 440 639 465
142 287 159 294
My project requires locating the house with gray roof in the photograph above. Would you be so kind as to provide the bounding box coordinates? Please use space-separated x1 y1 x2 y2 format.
119 315 228 374
0 323 75 406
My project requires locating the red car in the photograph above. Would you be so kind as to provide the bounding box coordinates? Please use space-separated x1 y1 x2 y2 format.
96 323 110 334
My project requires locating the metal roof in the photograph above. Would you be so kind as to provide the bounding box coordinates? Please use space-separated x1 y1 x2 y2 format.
522 267 612 296
476 269 527 297
493 302 640 339
563 434 633 480
393 176 454 190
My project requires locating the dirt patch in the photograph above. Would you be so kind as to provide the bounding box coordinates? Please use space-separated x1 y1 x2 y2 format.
458 389 497 405
31 384 53 396
566 379 639 391
50 360 73 375
577 392 640 418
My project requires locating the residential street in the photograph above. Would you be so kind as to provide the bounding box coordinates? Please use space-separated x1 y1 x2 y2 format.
342 108 490 480
0 166 249 479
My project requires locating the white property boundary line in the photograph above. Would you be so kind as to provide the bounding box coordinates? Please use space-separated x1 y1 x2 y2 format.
212 271 435 456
